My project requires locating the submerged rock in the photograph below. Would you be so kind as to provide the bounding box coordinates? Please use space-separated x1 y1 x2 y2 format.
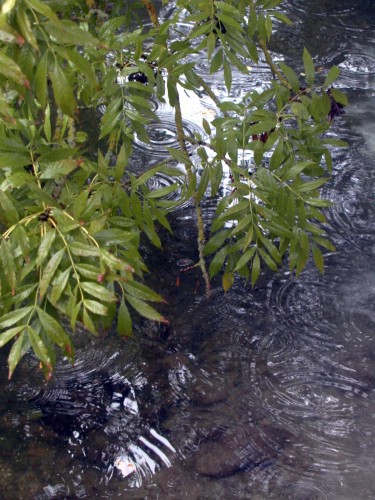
194 423 291 478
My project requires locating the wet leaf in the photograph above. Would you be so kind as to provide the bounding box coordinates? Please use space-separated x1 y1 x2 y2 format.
223 56 232 92
36 229 56 267
234 247 256 272
37 308 73 355
1 239 17 295
124 280 164 303
69 242 100 257
279 62 300 92
8 330 29 379
0 53 30 87
50 60 77 117
16 7 38 50
27 325 53 368
209 246 228 278
329 88 348 107
83 299 108 316
0 307 33 330
81 281 116 302
312 245 324 274
303 48 315 86
222 271 234 292
294 178 328 193
0 325 25 348
35 51 48 107
39 248 65 298
210 48 223 74
251 251 261 286
118 298 132 336
24 0 60 25
204 229 230 256
324 66 340 87
49 266 71 305
0 190 19 224
125 294 166 322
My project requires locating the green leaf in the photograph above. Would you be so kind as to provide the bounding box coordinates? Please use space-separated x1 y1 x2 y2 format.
0 190 19 224
204 229 230 256
0 325 25 348
282 160 316 180
69 241 100 257
330 88 348 107
1 239 17 295
50 60 77 117
16 7 38 50
49 266 71 304
44 102 52 142
27 325 52 368
228 214 253 237
223 56 232 93
114 143 127 182
210 48 223 74
124 280 164 303
259 248 278 271
38 147 79 163
0 152 30 167
125 294 166 322
35 51 48 107
303 48 315 86
13 224 30 259
39 248 65 298
167 78 178 107
222 271 234 292
40 159 78 179
206 31 216 60
269 139 285 171
215 2 241 14
234 247 256 272
0 307 33 330
0 53 30 87
324 66 340 87
118 298 132 336
36 229 56 267
290 101 309 120
312 246 324 273
81 281 116 302
296 231 309 276
202 118 211 136
251 251 261 286
305 198 332 207
208 246 228 278
294 178 328 193
82 308 97 334
311 236 336 252
145 182 180 199
1 172 34 191
37 308 74 355
166 147 192 165
8 331 29 379
94 228 135 246
24 0 60 25
279 62 300 92
272 11 293 26
132 163 185 189
46 20 99 47
83 299 108 316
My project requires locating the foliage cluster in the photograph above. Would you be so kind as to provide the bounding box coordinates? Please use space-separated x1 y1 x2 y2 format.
0 0 346 376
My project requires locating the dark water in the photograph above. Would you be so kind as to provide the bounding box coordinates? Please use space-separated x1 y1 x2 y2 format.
1 1 375 498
